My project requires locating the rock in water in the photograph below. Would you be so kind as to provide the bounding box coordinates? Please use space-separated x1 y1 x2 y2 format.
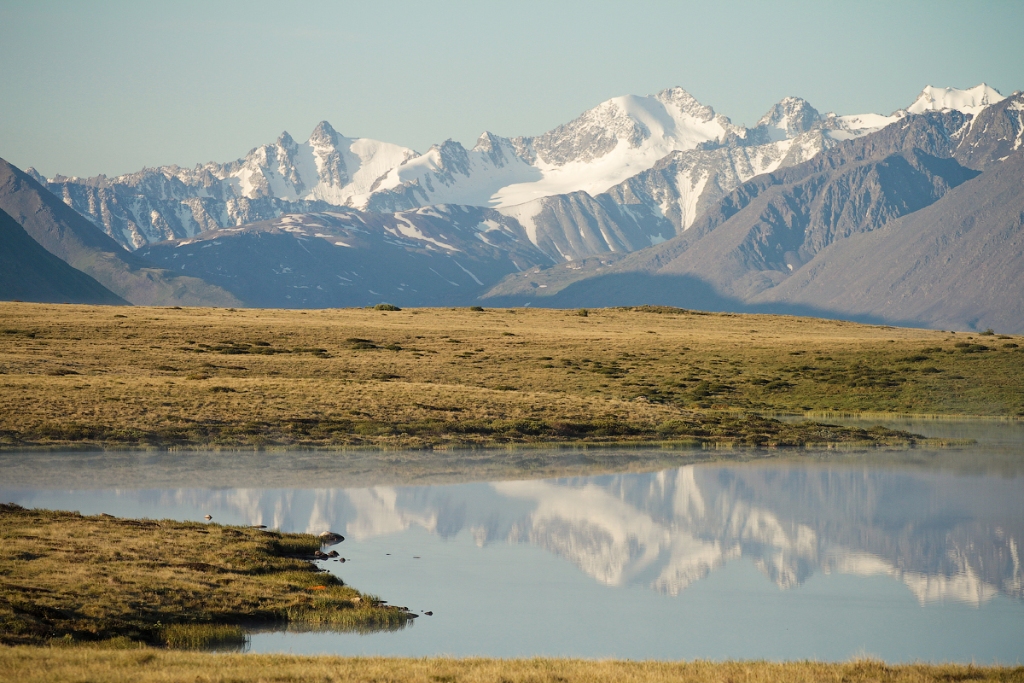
318 531 344 545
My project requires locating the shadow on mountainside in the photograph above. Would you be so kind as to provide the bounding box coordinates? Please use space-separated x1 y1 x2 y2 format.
482 271 923 329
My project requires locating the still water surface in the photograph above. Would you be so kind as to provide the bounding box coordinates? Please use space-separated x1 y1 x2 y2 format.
2 420 1022 663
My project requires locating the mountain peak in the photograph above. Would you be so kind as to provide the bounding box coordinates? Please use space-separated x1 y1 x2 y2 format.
23 167 48 185
907 84 1005 116
654 87 716 121
309 120 341 145
473 131 502 152
756 97 821 140
277 131 297 148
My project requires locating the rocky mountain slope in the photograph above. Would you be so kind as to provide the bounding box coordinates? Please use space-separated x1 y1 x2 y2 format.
0 208 127 305
35 87 933 252
0 158 240 307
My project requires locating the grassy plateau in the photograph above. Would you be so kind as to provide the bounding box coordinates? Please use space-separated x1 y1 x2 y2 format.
1 302 1021 451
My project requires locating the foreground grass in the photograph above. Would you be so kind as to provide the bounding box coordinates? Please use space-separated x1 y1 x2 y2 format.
0 650 1022 683
0 302 1021 450
0 504 412 647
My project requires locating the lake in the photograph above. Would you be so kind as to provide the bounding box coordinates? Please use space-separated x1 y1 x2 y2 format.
1 419 1022 663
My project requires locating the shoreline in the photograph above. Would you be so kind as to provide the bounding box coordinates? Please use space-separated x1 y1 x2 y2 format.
0 433 968 454
0 413 968 453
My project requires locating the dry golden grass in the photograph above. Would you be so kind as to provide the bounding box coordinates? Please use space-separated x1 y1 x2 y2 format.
0 649 1022 683
1 302 1021 450
0 504 412 646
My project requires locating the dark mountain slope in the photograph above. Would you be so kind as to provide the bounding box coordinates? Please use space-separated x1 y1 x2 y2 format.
0 208 127 305
138 207 552 308
754 150 1024 334
651 148 980 300
0 158 240 307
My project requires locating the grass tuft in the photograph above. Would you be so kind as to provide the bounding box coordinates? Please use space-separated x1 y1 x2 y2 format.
159 624 246 650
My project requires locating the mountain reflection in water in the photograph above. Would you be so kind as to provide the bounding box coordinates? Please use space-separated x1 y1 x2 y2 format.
49 463 1018 607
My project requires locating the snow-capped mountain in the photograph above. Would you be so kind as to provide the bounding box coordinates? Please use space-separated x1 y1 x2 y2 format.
34 85 980 253
370 87 743 211
482 91 1024 333
32 122 417 249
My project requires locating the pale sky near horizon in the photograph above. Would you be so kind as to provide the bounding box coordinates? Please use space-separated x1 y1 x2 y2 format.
2 0 1022 178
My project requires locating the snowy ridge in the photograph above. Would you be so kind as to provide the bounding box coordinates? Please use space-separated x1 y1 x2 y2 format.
824 112 903 141
907 84 1005 116
367 87 742 211
41 83 1006 252
185 121 417 208
495 88 740 206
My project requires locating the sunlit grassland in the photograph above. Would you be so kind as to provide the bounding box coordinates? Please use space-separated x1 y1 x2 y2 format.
1 302 1021 450
0 650 1022 683
0 504 412 647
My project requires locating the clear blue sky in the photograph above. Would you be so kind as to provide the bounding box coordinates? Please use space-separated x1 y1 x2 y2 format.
2 0 1022 177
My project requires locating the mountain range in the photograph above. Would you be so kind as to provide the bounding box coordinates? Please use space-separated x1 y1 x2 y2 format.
33 85 937 251
4 83 1022 331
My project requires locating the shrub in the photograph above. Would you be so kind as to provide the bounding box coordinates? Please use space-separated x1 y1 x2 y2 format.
345 338 378 350
373 303 401 311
